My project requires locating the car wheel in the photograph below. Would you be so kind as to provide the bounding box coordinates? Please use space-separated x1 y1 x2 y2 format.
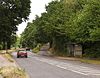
17 55 19 58
25 55 27 58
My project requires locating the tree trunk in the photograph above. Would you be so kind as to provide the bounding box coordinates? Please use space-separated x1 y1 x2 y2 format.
82 44 85 55
3 41 5 50
7 42 11 49
50 41 53 48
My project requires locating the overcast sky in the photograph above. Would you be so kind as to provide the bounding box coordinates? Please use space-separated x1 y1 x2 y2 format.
17 0 53 36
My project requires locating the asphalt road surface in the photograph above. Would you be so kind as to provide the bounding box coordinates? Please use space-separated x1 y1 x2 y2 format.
12 51 100 78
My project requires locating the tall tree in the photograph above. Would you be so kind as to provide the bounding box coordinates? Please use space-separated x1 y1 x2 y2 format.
0 0 31 49
69 0 100 55
21 0 100 57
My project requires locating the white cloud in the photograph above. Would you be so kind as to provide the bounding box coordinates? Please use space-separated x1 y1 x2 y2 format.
17 0 52 36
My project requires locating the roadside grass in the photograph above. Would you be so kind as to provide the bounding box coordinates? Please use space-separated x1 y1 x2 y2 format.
2 53 14 62
57 56 100 65
0 49 15 54
33 44 42 54
33 48 39 53
80 59 100 65
0 49 16 62
0 66 28 78
0 50 6 54
55 55 100 65
0 49 29 78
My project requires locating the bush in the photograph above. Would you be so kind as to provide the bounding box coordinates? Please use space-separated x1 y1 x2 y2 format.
33 43 42 53
84 42 100 58
84 48 100 58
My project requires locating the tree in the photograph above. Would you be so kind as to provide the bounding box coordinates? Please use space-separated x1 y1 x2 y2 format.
21 0 100 57
0 0 31 49
21 0 84 55
42 0 83 54
69 0 100 55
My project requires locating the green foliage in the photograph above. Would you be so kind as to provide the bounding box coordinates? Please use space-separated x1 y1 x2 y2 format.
0 0 31 49
33 43 42 53
20 22 37 48
21 0 100 57
70 0 100 43
90 28 100 41
83 42 100 58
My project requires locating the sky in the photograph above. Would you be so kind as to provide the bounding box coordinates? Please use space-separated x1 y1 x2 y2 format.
17 0 53 36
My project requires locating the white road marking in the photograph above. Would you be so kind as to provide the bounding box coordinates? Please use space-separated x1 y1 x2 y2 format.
32 57 100 76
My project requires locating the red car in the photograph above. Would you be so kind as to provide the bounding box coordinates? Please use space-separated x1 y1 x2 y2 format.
17 49 27 58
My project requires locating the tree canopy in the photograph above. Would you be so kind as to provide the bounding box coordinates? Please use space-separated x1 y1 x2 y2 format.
21 0 100 57
0 0 31 49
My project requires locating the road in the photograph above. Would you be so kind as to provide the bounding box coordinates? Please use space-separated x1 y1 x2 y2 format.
12 51 100 78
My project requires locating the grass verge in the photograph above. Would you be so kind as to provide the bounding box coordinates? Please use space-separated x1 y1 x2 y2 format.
80 59 100 65
0 66 29 78
0 49 15 54
55 56 100 65
0 49 16 62
3 53 14 62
